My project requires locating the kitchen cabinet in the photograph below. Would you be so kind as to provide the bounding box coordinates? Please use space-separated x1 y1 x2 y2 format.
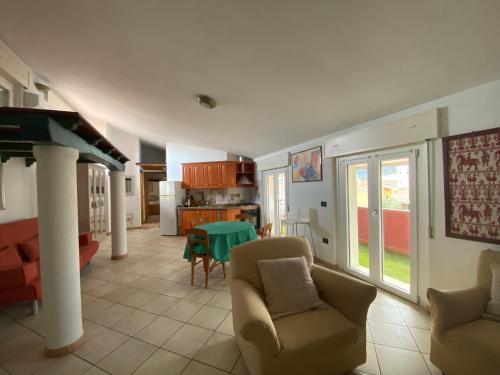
182 164 193 188
181 161 255 189
179 209 217 235
204 163 220 188
219 162 237 187
219 208 241 222
192 164 205 187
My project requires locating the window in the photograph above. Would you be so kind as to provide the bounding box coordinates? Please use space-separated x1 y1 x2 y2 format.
125 176 135 196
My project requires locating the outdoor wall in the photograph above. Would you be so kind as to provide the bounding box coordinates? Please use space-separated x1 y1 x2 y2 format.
357 207 410 255
166 142 228 181
256 78 500 304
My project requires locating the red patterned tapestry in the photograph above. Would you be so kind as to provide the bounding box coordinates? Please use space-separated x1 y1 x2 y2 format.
443 127 500 244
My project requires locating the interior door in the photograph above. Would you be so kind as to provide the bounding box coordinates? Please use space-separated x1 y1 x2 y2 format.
262 168 288 236
339 148 418 301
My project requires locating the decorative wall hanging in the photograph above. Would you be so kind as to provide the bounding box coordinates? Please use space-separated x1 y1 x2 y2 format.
443 127 500 244
291 146 323 182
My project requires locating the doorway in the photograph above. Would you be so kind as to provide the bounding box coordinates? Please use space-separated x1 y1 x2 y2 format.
262 168 288 236
338 148 418 301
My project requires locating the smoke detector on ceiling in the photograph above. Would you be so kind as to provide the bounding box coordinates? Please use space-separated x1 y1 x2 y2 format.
196 95 216 110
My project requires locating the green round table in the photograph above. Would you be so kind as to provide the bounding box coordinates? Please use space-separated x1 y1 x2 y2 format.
183 221 258 262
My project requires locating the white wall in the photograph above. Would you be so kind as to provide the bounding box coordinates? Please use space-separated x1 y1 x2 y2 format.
166 142 228 181
0 159 37 224
256 79 500 302
107 125 142 227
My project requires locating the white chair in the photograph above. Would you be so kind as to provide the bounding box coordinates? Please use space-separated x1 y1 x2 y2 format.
282 208 316 256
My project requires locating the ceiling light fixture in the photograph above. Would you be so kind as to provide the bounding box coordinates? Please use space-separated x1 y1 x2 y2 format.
196 94 217 110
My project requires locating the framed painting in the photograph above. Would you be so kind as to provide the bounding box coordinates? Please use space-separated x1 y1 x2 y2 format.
443 126 500 244
291 146 323 183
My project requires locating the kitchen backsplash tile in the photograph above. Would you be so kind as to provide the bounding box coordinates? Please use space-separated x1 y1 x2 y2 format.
188 188 255 205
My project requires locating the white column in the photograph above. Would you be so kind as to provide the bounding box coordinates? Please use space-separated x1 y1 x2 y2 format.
33 145 83 356
110 170 128 259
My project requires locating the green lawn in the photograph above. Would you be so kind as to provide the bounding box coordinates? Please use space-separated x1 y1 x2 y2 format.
357 243 410 284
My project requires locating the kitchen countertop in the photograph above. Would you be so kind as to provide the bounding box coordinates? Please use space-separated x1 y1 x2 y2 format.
177 204 258 210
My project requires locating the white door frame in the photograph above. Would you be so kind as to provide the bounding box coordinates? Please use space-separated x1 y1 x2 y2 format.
262 167 289 236
337 146 419 302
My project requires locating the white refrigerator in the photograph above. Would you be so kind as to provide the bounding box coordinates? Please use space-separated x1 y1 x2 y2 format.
160 181 184 235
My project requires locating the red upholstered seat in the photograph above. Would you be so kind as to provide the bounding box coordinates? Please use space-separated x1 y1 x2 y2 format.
0 217 99 307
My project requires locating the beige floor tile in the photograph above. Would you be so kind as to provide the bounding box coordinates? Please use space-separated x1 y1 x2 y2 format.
103 285 139 303
0 367 8 375
163 283 196 298
81 294 98 306
132 277 175 293
368 304 405 326
410 327 431 354
181 360 228 375
0 324 44 363
195 332 240 371
97 338 156 375
184 288 218 304
82 366 109 374
140 295 179 315
80 277 108 292
189 305 230 330
133 349 189 375
208 291 232 310
355 343 380 375
89 303 135 327
216 312 234 336
33 354 91 375
85 282 119 298
232 356 250 375
399 306 431 329
82 298 114 319
75 328 129 363
2 345 55 375
369 321 418 351
366 322 373 343
374 345 430 375
162 324 212 358
121 290 159 308
164 300 204 322
372 290 397 307
83 320 106 341
111 310 157 336
134 316 184 346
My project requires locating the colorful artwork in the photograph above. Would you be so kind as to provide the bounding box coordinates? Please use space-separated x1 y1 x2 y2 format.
291 146 322 182
443 127 500 244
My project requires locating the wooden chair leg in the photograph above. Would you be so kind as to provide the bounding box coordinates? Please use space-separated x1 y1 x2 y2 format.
222 262 226 279
191 259 195 286
203 257 209 289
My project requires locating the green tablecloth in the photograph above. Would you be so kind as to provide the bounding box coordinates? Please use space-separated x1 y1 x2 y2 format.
183 221 258 262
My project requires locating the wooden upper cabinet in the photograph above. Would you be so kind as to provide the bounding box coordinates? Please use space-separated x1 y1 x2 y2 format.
204 163 220 188
182 161 253 189
182 164 193 188
219 162 237 187
192 164 205 187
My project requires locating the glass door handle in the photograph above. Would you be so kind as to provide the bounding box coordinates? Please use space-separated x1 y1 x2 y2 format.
371 209 378 222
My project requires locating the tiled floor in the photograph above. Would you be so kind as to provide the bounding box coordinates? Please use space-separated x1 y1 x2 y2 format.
0 227 441 375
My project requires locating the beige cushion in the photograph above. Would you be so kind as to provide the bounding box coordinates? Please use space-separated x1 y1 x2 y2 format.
476 249 500 297
431 319 500 375
258 256 326 319
230 237 313 291
273 308 359 352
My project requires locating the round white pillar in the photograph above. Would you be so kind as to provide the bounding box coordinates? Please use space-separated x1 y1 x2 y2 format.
110 170 128 259
33 145 83 356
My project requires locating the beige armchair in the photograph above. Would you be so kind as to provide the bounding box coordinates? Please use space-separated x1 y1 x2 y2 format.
427 249 500 375
230 237 377 375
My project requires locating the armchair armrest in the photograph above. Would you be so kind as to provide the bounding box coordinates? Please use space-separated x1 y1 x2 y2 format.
311 264 377 326
230 279 281 356
427 286 488 332
79 232 92 246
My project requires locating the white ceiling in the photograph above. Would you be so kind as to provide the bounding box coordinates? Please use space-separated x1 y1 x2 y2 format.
1 1 500 157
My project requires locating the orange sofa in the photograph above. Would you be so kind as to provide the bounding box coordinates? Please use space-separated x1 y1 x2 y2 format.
0 217 99 313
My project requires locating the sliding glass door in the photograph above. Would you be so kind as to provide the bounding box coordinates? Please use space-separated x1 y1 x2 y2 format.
262 168 288 236
339 148 417 301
